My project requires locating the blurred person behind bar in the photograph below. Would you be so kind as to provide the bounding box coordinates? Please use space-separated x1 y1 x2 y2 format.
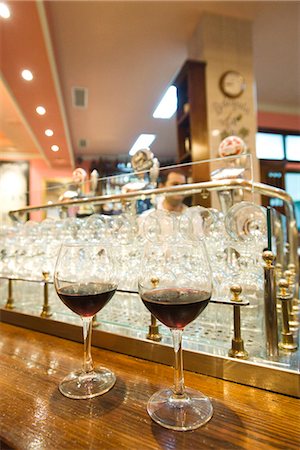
140 169 189 218
157 170 188 213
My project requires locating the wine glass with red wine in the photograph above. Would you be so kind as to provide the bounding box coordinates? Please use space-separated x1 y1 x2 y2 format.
138 239 213 431
54 242 117 399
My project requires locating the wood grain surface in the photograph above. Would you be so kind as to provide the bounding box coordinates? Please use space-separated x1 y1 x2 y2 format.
0 323 299 450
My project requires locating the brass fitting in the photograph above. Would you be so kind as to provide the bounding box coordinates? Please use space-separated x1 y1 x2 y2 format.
287 263 300 313
262 250 275 268
151 277 159 288
41 271 52 318
228 285 248 360
278 278 289 297
275 263 283 284
5 278 14 310
230 284 242 302
146 314 162 342
146 276 162 342
284 269 295 286
278 279 297 352
262 250 279 358
283 269 299 329
287 263 296 272
201 189 209 200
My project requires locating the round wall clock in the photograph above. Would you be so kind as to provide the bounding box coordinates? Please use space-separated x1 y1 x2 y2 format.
219 71 246 98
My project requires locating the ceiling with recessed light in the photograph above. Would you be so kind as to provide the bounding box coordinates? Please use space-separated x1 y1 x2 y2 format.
0 1 299 169
0 0 74 168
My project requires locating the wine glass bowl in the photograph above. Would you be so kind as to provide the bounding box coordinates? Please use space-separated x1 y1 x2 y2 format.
179 206 216 240
138 239 213 431
141 210 178 243
54 242 117 399
225 201 267 242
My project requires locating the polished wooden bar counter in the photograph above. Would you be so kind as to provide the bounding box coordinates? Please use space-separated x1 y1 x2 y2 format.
0 323 299 450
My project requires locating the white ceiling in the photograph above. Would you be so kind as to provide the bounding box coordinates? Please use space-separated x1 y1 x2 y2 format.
1 1 299 167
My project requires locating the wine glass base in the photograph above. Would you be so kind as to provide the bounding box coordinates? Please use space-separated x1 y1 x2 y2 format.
59 367 116 399
147 388 213 431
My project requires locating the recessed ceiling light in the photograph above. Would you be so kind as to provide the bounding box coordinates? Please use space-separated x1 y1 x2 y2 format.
51 145 60 152
36 106 46 115
153 85 177 119
45 129 54 137
21 69 33 81
0 3 10 19
129 134 156 156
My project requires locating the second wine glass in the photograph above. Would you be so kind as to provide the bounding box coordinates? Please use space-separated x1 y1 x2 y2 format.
54 242 117 399
138 239 213 431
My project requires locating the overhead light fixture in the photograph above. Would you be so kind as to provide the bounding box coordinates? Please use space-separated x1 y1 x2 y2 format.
51 145 60 152
36 106 46 115
129 134 156 156
153 85 177 119
0 3 10 19
45 129 54 137
21 69 33 81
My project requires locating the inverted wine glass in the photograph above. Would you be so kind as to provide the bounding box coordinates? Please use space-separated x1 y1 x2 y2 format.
54 242 117 399
138 239 213 431
225 201 267 242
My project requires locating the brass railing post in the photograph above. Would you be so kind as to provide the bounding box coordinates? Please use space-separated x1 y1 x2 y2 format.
278 279 297 352
146 276 162 342
262 251 279 358
146 314 162 342
228 285 248 360
287 263 300 309
5 278 14 310
284 268 299 331
41 271 52 318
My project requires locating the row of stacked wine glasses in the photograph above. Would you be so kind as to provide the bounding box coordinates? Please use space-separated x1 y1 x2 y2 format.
0 202 270 345
0 214 138 281
0 201 268 297
1 203 271 347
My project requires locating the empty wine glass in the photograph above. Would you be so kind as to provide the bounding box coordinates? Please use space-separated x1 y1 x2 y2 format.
225 201 267 242
140 210 177 243
54 242 117 399
138 238 213 431
179 206 216 240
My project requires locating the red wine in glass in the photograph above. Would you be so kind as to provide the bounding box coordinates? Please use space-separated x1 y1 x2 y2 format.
57 282 116 317
138 239 213 431
54 242 117 399
141 287 210 329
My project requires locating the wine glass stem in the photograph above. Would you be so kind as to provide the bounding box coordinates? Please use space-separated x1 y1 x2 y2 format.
171 328 185 397
82 317 94 373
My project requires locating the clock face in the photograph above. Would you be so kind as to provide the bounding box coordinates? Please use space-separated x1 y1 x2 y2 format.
219 71 246 98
